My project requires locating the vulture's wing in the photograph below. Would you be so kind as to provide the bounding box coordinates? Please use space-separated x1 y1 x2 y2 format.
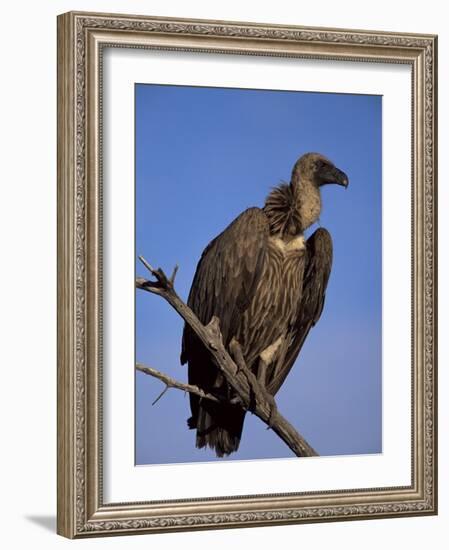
267 227 333 395
181 207 269 362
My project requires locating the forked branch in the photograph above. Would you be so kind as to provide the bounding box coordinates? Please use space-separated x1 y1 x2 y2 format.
136 363 223 405
136 256 317 458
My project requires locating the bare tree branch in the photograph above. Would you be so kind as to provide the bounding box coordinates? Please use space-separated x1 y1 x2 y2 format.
136 363 223 404
136 257 318 458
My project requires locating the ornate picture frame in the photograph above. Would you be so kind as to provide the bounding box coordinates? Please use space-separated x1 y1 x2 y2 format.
57 11 437 538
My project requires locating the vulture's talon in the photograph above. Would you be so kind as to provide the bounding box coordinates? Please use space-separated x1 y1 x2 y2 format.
266 395 278 428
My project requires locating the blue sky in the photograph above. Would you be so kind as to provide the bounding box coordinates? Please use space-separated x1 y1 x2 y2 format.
135 83 382 465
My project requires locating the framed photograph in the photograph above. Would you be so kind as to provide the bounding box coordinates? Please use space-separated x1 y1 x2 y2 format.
57 11 437 538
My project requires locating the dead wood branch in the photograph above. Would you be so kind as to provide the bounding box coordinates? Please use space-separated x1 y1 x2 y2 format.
136 363 223 404
136 256 318 458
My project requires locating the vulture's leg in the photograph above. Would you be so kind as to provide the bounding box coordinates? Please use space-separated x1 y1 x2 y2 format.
229 338 265 412
228 338 278 426
262 387 278 428
257 357 278 428
259 336 284 388
257 358 269 389
229 338 245 374
228 338 247 407
259 337 283 427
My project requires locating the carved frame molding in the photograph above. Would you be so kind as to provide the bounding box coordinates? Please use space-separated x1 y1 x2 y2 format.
57 11 437 538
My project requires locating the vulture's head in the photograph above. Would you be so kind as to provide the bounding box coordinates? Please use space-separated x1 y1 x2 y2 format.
293 152 349 189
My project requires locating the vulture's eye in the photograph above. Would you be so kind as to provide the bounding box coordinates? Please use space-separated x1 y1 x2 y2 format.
315 160 324 170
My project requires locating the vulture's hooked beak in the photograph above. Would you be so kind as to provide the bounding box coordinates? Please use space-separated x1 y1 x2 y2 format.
319 165 349 188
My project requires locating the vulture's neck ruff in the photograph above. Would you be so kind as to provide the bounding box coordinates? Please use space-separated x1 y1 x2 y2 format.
263 174 321 237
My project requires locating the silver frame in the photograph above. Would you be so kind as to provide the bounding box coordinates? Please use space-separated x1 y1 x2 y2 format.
57 11 438 538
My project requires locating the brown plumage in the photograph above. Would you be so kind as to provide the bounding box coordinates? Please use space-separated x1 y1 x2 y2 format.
181 153 348 456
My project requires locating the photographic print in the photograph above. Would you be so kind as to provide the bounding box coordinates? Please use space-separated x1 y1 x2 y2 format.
135 84 382 464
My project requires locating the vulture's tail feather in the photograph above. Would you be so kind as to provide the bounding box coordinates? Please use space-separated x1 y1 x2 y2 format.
189 403 245 457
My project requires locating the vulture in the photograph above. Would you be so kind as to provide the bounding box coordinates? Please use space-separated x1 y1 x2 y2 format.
181 152 348 457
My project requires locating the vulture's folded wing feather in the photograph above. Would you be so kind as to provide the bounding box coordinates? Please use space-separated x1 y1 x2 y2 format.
181 207 269 363
267 227 333 395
